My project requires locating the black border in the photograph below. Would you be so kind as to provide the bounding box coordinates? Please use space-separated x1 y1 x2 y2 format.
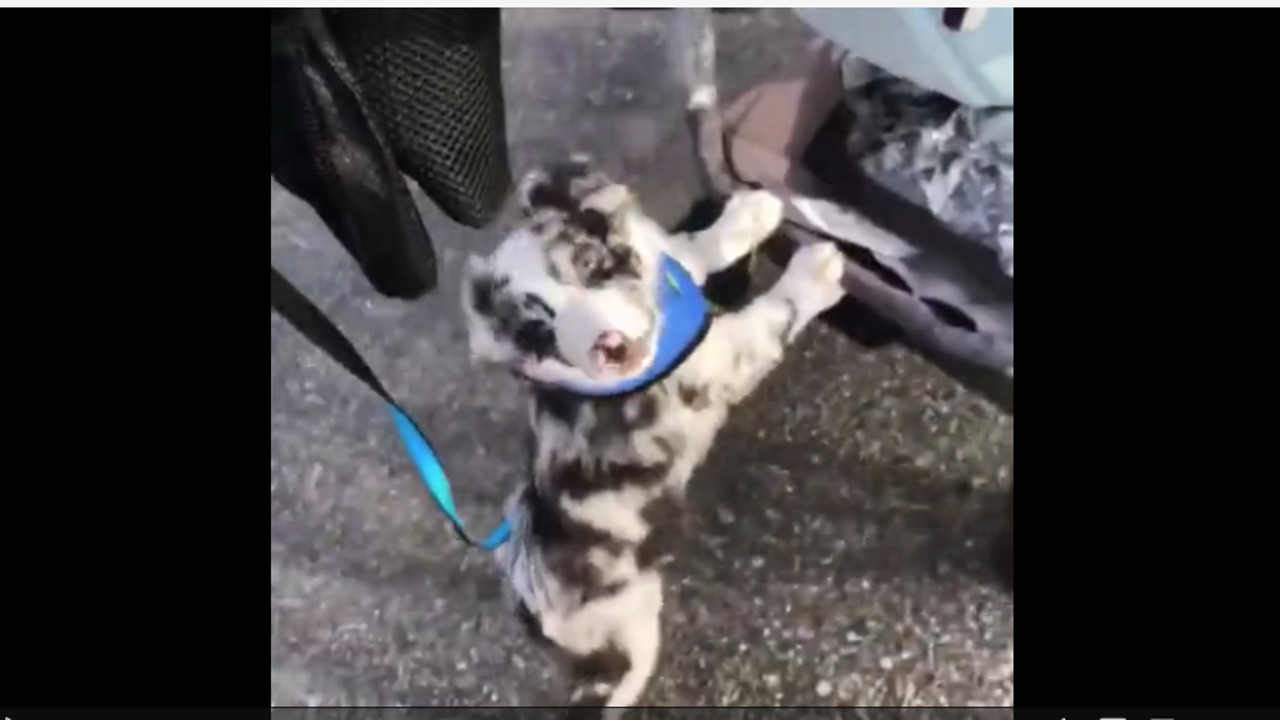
0 8 262 709
1009 8 1269 711
1 710 1272 719
1 7 1265 712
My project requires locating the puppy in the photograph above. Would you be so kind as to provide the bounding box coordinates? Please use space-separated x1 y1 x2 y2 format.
460 158 846 714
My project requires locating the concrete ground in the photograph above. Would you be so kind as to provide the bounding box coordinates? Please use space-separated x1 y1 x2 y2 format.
271 9 1013 709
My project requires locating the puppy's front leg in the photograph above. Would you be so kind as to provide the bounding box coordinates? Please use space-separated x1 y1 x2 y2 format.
665 189 785 282
700 242 846 405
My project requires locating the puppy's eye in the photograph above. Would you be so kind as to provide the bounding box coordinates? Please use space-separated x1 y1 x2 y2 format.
572 244 605 276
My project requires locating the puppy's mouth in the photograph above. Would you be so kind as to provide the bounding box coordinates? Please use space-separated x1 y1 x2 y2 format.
589 330 651 377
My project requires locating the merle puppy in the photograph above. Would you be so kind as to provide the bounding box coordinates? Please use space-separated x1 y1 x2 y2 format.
460 159 846 713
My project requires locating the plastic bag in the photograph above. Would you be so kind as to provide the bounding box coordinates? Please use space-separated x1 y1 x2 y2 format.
843 65 1014 278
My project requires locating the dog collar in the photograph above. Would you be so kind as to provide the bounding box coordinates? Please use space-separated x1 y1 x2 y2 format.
554 254 710 398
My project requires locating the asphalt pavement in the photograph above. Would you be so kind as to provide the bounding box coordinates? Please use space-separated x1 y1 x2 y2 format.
271 9 1013 709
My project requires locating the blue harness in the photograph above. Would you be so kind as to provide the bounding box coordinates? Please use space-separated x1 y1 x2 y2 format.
270 256 710 551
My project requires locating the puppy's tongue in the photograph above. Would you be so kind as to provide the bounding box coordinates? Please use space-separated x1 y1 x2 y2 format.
591 330 644 375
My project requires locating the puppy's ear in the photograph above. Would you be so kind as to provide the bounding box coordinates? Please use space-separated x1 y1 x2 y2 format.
518 155 611 215
516 168 552 215
459 254 515 365
580 183 635 216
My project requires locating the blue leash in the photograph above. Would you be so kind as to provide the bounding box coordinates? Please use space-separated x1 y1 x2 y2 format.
271 267 511 550
387 405 511 549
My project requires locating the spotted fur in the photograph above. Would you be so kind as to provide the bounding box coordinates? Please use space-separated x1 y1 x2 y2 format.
460 159 846 714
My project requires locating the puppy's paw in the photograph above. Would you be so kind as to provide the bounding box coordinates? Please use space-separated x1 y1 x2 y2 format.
781 241 845 312
722 188 785 241
582 183 634 215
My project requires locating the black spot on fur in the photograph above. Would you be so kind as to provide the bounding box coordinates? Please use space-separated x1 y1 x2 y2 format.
603 458 671 490
583 268 612 288
513 319 558 359
575 208 610 240
582 391 682 463
566 644 632 714
534 387 584 428
636 494 683 570
514 600 553 647
524 484 625 596
677 382 711 411
478 275 564 361
627 394 660 427
526 484 617 547
634 535 665 571
550 457 669 501
585 392 663 446
564 698 607 719
469 275 495 317
571 643 631 684
547 460 595 500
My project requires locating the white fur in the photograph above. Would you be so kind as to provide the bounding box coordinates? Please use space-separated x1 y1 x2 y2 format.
554 288 654 377
654 189 784 285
